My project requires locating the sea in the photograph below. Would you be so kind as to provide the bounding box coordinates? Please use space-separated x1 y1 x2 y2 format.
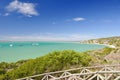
0 42 105 62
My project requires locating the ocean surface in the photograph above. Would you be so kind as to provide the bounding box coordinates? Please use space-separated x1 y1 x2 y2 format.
0 42 105 62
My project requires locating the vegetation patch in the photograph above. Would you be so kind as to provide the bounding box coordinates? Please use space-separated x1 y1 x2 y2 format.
0 50 94 80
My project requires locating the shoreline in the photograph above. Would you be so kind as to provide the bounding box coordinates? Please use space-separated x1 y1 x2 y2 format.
93 43 116 48
101 44 116 48
80 42 116 48
82 43 116 48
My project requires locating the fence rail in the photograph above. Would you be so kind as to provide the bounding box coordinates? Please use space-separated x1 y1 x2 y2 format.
17 65 120 80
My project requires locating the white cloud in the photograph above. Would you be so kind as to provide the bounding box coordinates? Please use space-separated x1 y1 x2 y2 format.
3 13 10 16
73 17 85 21
6 0 39 17
0 33 97 41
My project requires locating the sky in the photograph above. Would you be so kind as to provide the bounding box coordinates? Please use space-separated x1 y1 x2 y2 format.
0 0 120 41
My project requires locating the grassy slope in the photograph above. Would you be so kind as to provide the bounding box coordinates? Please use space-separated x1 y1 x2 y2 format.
83 36 120 47
0 36 120 79
82 36 120 64
0 50 94 80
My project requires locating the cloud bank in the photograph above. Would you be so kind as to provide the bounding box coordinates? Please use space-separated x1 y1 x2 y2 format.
73 17 85 21
0 33 96 41
6 0 39 17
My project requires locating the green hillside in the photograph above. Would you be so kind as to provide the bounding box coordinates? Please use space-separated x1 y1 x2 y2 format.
0 36 120 80
82 36 120 47
0 50 94 80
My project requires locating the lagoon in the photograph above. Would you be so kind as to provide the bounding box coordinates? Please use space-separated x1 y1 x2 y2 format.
0 42 105 62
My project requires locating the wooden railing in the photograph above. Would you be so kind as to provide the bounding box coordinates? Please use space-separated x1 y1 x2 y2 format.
17 65 120 80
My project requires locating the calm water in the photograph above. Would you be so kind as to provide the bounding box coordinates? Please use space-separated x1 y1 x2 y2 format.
0 42 105 62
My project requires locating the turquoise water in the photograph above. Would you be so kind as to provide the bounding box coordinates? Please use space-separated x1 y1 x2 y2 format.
0 42 105 62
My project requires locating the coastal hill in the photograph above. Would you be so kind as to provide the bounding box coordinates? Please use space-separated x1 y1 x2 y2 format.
82 36 120 47
0 36 120 79
82 36 120 65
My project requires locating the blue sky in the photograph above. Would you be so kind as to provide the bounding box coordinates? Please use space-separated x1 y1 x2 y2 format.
0 0 120 41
